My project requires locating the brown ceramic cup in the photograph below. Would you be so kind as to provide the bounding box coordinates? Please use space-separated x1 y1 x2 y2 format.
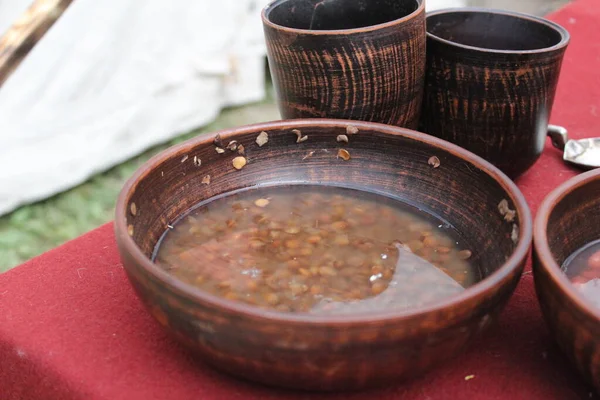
533 169 600 393
262 0 426 129
419 8 570 179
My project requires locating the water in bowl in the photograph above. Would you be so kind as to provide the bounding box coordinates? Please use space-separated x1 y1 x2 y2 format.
153 185 480 314
563 239 600 308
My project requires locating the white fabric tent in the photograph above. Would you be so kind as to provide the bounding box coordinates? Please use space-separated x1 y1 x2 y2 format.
0 0 463 216
0 0 271 216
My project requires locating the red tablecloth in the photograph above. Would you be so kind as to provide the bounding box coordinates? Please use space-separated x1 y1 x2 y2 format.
2 1 600 398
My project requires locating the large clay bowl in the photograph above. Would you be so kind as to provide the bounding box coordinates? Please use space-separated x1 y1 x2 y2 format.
115 119 532 391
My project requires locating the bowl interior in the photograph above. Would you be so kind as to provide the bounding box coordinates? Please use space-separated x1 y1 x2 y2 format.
426 10 565 51
545 176 600 269
120 120 527 306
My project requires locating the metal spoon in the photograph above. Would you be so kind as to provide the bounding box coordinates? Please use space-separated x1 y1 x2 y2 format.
548 125 600 169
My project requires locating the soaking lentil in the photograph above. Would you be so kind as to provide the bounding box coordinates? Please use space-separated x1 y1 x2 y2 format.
154 185 479 315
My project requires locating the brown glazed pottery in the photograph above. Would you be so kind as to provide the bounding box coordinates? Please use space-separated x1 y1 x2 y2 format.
419 8 570 179
533 169 600 392
262 0 426 130
115 119 532 391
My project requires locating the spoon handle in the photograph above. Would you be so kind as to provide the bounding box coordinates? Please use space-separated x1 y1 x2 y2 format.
548 124 569 151
0 0 73 88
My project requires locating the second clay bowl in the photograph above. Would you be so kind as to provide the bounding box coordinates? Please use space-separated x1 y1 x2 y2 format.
534 169 600 392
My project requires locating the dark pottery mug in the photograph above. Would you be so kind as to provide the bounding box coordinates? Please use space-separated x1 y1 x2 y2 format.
262 0 426 129
419 8 569 178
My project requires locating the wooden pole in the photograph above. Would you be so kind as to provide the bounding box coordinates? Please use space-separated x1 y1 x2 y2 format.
0 0 73 87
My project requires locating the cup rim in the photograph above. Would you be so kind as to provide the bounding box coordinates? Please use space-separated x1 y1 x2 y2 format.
115 118 533 327
426 7 570 55
534 168 600 323
261 0 424 35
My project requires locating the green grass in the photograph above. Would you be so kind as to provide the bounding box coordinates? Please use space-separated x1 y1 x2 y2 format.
0 93 279 272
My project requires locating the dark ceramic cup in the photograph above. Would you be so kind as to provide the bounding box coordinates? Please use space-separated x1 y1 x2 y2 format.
419 8 570 179
262 0 426 130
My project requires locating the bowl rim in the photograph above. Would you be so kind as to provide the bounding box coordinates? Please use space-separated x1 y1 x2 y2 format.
425 7 570 55
261 0 424 36
533 168 600 322
115 118 532 326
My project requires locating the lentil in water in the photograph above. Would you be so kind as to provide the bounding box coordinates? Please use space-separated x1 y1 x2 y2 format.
563 239 600 308
154 186 479 314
